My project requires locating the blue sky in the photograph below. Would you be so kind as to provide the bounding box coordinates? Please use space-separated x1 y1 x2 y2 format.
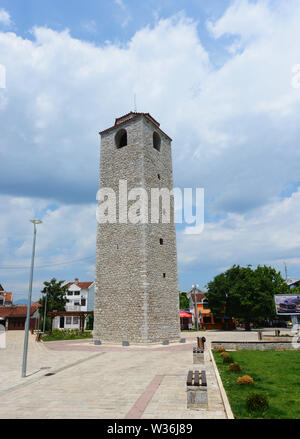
0 0 230 45
1 0 300 301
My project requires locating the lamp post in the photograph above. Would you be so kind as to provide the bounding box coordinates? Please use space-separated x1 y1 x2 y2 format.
192 284 199 330
43 292 48 333
22 219 42 378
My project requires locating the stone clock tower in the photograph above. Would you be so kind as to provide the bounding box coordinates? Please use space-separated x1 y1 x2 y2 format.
93 112 180 344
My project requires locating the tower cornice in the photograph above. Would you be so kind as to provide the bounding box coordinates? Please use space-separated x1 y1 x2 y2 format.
99 112 172 141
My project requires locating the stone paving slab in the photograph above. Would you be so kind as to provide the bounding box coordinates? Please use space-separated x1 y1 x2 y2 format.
0 330 261 419
0 332 97 394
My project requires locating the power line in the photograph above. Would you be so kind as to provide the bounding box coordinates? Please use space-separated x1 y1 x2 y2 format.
0 255 95 270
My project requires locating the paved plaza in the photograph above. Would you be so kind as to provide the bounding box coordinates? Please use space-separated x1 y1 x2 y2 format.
0 330 261 419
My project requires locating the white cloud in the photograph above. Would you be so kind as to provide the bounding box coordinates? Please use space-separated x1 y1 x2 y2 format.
114 0 132 27
1 2 300 291
0 8 11 27
114 0 125 9
0 194 96 299
0 15 210 204
207 0 274 45
81 20 97 34
178 187 300 279
3 186 300 299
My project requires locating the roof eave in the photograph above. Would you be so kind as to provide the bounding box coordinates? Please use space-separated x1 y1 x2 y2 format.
99 113 172 142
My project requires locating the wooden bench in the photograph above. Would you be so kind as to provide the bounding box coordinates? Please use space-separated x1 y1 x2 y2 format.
187 370 207 387
193 347 204 353
186 370 208 409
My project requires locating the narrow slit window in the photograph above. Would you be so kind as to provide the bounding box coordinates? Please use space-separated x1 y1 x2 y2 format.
163 273 166 278
153 132 161 151
160 239 163 245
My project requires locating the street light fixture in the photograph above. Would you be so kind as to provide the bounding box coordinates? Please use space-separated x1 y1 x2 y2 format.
21 219 42 378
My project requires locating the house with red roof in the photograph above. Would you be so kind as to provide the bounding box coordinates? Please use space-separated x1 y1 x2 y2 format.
0 302 40 330
0 292 13 306
187 285 235 330
0 284 13 306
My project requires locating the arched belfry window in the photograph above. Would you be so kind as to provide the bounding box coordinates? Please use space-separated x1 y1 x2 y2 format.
115 129 127 148
153 132 161 151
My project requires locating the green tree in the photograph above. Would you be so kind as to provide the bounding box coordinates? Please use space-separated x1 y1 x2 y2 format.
39 278 69 331
179 292 189 309
206 265 289 330
289 285 300 295
86 314 94 330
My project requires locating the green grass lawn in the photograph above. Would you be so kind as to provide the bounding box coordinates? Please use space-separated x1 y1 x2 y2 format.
213 349 300 419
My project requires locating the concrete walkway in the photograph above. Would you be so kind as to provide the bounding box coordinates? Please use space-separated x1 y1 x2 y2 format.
0 330 260 419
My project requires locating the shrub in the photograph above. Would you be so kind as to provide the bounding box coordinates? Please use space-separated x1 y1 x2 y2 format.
220 351 229 358
223 355 234 364
217 346 226 352
40 316 51 332
229 362 242 372
86 314 94 330
246 393 269 412
237 375 254 385
42 329 92 342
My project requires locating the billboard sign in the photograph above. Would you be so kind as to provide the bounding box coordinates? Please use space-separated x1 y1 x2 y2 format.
274 294 300 315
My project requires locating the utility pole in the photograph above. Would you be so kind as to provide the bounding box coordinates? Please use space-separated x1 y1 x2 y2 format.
43 292 48 333
284 262 288 281
22 219 42 378
193 284 199 330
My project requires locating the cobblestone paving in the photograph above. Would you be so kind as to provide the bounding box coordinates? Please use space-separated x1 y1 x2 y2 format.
0 330 261 419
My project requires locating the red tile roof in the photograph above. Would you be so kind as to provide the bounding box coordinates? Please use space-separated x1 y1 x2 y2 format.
190 293 206 303
66 282 93 289
32 302 41 307
0 292 13 302
115 112 160 127
0 303 40 318
99 112 172 141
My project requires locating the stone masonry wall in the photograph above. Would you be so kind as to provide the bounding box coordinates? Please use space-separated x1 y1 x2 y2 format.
93 115 181 344
211 341 299 351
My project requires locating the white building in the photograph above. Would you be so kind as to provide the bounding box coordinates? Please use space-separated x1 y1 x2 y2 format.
52 279 94 330
287 278 300 289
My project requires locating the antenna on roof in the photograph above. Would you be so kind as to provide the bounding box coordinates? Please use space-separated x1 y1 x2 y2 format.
284 262 288 281
134 94 137 112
